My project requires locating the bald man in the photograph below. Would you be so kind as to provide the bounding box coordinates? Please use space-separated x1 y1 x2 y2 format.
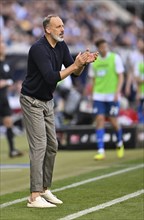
20 15 98 208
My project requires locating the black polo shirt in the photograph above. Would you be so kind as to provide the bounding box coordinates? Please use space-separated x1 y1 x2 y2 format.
21 35 74 101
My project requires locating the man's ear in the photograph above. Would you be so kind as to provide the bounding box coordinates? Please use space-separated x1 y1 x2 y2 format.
45 27 50 34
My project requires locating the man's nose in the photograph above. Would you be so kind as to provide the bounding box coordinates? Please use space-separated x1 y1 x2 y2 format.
61 26 64 31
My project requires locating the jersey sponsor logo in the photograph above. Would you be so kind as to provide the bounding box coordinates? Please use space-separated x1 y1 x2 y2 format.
97 69 107 77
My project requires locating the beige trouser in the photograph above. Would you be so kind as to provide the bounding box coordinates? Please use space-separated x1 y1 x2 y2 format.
20 94 58 192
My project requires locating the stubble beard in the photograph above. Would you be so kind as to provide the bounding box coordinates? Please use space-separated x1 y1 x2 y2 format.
51 33 64 42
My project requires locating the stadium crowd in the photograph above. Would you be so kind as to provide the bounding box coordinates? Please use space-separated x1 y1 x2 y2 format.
0 0 144 127
1 0 143 49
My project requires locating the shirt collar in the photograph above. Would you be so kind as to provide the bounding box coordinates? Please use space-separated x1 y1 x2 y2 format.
43 35 53 48
99 51 110 59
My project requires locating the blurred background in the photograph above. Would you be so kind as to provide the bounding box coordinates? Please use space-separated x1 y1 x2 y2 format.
0 0 144 150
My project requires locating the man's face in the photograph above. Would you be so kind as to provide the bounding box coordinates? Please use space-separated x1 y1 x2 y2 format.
0 41 6 57
137 39 144 53
46 17 64 42
98 42 108 57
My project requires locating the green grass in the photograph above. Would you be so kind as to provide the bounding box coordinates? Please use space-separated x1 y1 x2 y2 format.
0 134 144 220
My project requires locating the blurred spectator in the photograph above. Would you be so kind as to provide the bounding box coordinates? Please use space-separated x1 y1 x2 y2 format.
54 67 82 127
0 0 143 50
125 37 144 104
133 37 144 123
0 36 23 158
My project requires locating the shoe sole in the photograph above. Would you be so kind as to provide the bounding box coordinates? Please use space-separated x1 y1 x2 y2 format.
27 203 56 208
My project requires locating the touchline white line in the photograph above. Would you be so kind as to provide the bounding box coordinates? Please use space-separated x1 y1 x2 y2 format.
0 164 143 208
58 189 144 220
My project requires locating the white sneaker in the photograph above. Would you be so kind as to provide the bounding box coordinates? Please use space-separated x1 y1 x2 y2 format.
27 196 56 208
41 190 63 204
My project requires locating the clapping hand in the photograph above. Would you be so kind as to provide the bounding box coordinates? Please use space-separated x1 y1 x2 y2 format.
84 49 99 65
75 49 99 69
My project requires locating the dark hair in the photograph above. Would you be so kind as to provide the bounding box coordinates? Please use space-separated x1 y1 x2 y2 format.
43 14 58 31
137 36 144 42
95 39 107 47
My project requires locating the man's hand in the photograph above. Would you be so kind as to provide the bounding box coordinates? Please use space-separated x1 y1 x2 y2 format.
74 50 99 69
74 52 89 68
85 49 99 65
114 92 120 102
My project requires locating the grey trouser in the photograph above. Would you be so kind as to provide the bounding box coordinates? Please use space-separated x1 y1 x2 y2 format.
20 94 58 192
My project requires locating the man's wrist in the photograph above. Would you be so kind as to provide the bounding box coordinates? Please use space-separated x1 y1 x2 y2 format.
72 63 79 71
83 62 88 67
73 62 85 71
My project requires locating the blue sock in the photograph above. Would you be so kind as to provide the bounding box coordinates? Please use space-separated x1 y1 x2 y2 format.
116 128 123 146
138 104 144 123
96 129 105 152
